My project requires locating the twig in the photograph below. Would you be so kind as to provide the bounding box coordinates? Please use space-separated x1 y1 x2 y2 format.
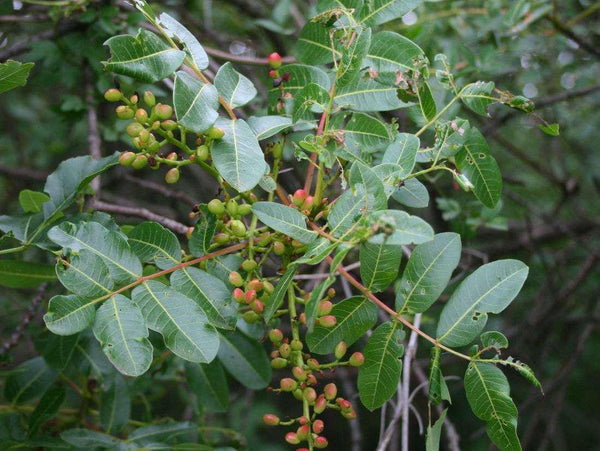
91 200 189 234
124 174 196 206
204 46 296 66
0 166 48 181
86 70 102 195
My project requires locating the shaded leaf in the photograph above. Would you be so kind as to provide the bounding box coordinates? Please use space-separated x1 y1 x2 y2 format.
462 81 495 117
392 178 430 208
4 357 57 404
99 374 130 434
382 133 419 178
0 60 35 95
0 260 56 289
185 360 229 413
426 409 447 451
28 384 65 437
173 70 219 133
248 115 293 140
218 330 272 389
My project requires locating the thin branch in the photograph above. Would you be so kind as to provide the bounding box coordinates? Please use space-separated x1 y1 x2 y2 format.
204 46 296 66
86 70 102 195
124 174 196 207
547 15 600 59
401 314 422 451
0 166 48 181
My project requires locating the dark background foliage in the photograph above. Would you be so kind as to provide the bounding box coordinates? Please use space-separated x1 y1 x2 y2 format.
1 0 599 449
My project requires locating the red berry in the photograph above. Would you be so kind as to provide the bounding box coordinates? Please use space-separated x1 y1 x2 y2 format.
285 432 300 445
349 352 365 367
282 72 291 82
233 288 245 303
296 425 310 441
263 414 280 426
292 189 308 207
314 436 329 448
324 383 337 400
317 300 333 316
303 387 317 404
268 52 282 69
313 419 325 434
280 378 297 391
318 315 337 328
251 299 264 314
269 69 278 78
245 289 257 303
342 409 357 420
298 416 308 425
306 374 317 386
314 394 327 414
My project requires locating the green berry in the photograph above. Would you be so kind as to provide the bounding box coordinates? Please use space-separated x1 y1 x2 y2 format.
126 122 144 137
165 168 180 184
228 271 244 287
104 88 122 102
238 204 252 216
349 352 365 367
119 151 136 166
271 357 288 369
196 145 209 161
143 90 156 107
131 154 148 169
273 241 285 256
135 108 148 123
263 414 280 426
290 339 303 351
207 126 225 139
241 259 257 272
279 343 291 358
207 199 225 216
226 199 239 216
334 341 347 360
230 220 246 237
242 310 260 323
268 329 284 343
116 105 135 120
280 378 297 392
155 103 173 120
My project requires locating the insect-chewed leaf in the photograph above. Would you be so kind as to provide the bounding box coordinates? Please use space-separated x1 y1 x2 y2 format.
211 118 267 192
92 295 153 377
464 362 521 451
293 82 330 122
128 221 181 270
337 26 371 87
173 71 219 133
348 162 387 211
328 185 372 237
359 0 423 26
461 81 496 117
170 267 237 330
418 82 437 121
252 201 317 244
426 409 447 451
159 12 209 69
428 347 451 406
365 31 424 73
132 280 219 363
218 330 272 390
103 29 185 82
367 210 434 246
437 260 528 347
215 62 257 108
396 233 461 313
481 331 509 349
360 242 401 292
358 321 404 410
307 296 378 354
268 64 330 109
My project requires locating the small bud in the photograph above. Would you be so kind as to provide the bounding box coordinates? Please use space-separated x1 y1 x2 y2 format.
166 152 178 161
263 414 279 426
268 329 284 343
317 300 333 316
226 199 239 216
314 436 328 449
313 419 325 434
155 103 173 120
324 383 337 400
165 168 180 184
301 195 315 211
293 388 304 401
336 398 352 411
242 311 260 323
131 154 148 169
116 105 135 120
214 233 229 244
270 350 280 359
285 432 300 445
263 280 274 294
233 287 245 303
292 189 308 207
299 312 306 324
349 352 365 367
342 409 357 420
271 358 288 369
258 232 272 246
129 94 139 104
307 359 320 370
250 299 264 314
290 339 303 351
273 241 286 256
194 144 208 161
229 272 244 289
334 342 347 360
119 151 136 166
230 220 247 237
104 88 122 102
241 259 257 272
298 416 308 425
143 90 156 107
207 199 225 216
268 52 282 69
268 69 278 78
280 378 297 392
306 374 317 386
314 395 327 414
207 126 225 139
296 425 310 441
126 122 144 137
135 108 148 123
292 366 306 381
279 343 291 358
318 315 337 328
162 119 178 131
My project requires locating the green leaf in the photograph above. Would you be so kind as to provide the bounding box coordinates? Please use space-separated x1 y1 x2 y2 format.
248 115 293 140
27 384 65 437
437 260 529 347
44 294 98 335
99 374 130 434
396 233 462 313
128 221 181 270
357 321 404 410
360 0 422 26
293 82 330 122
328 185 371 237
19 190 50 214
503 357 542 390
338 27 371 87
392 178 430 208
335 76 408 111
367 210 434 246
0 260 56 288
215 62 257 108
295 21 339 65
189 208 217 257
185 360 229 413
297 237 338 266
428 118 470 162
56 250 113 299
344 113 391 152
348 162 387 211
263 266 297 323
455 128 502 208
206 255 243 285
42 153 120 221
481 331 509 349
103 29 185 82
60 429 120 448
49 221 142 284
173 70 219 133
92 295 153 376
365 31 424 73
360 242 401 292
428 346 451 405
170 267 237 330
0 60 34 95
268 64 331 108
538 123 559 136
41 333 80 370
418 82 437 122
461 81 495 117
132 281 219 363
4 357 57 404
129 422 194 445
211 118 267 192
382 133 419 178
252 201 317 244
307 296 378 354
218 330 272 389
464 362 521 451
426 409 447 451
159 12 209 70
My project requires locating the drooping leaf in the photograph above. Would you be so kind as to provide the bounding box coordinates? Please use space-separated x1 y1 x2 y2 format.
27 384 65 437
99 373 130 434
252 201 317 244
437 260 528 347
4 357 57 404
538 123 559 136
49 221 142 284
132 281 220 363
360 242 401 292
418 82 437 121
307 296 378 354
211 118 267 192
56 250 113 299
0 60 35 95
365 31 424 73
262 266 297 323
337 26 371 87
335 76 408 111
218 330 272 390
92 294 153 377
159 12 209 69
357 321 404 410
396 233 462 313
461 81 495 117
215 62 257 108
359 0 423 26
0 260 56 288
248 115 293 140
392 178 430 208
428 346 451 405
19 190 50 214
344 113 391 152
382 133 419 178
42 153 120 221
426 409 447 451
173 70 219 133
128 221 181 270
170 267 237 330
455 128 502 208
185 360 230 413
464 362 521 451
481 331 509 349
44 294 99 336
367 210 434 246
103 29 185 82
